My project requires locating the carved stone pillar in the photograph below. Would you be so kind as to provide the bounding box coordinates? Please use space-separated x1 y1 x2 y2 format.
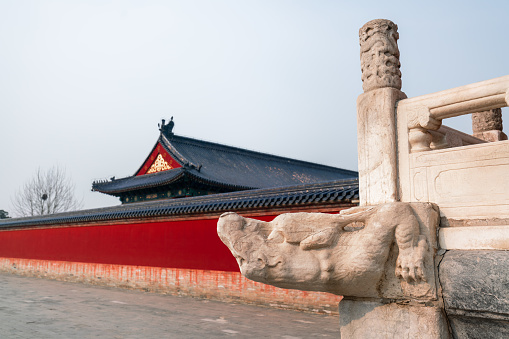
472 108 508 142
357 19 406 205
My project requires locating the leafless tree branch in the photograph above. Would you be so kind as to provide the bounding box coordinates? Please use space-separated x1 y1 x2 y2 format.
11 167 83 217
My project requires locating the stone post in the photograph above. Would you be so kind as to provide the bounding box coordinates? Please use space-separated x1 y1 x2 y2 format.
357 19 407 206
472 108 508 142
349 19 451 338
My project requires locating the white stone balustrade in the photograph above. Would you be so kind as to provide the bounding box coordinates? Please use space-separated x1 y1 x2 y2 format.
395 75 509 222
397 75 509 153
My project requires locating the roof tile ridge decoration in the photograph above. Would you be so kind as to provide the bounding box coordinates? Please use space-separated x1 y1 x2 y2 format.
158 178 356 204
0 179 359 229
169 134 358 174
160 134 201 170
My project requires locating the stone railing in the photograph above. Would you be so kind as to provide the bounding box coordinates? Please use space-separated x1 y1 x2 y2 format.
429 125 485 150
396 76 509 220
219 19 509 338
397 75 509 153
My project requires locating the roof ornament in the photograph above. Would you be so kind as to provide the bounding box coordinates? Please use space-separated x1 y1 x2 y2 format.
158 116 174 136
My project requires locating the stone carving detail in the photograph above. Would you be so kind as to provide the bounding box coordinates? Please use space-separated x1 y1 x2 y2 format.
217 202 439 299
403 104 442 152
472 108 503 132
472 108 507 142
359 19 402 92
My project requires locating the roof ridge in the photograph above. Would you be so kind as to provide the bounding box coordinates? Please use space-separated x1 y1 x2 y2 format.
159 134 199 168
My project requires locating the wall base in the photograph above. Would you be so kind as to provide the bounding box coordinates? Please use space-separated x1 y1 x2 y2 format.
0 257 342 314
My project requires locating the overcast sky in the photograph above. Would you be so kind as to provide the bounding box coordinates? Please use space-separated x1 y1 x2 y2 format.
1 0 508 215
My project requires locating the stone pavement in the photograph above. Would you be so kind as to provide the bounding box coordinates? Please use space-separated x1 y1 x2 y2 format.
0 272 339 338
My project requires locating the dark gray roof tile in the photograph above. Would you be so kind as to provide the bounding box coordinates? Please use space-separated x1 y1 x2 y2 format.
1 180 358 229
93 133 358 195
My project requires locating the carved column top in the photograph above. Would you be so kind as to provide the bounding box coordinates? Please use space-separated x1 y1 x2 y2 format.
472 108 503 133
359 19 402 92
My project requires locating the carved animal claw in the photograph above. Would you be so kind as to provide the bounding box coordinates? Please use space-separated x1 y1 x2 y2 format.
395 237 428 283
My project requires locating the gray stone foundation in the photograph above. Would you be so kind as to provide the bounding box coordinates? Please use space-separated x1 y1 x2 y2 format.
440 250 509 338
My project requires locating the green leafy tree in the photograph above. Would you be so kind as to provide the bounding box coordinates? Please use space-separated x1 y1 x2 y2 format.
0 210 10 219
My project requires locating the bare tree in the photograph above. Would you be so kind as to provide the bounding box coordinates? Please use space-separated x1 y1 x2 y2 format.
11 167 83 217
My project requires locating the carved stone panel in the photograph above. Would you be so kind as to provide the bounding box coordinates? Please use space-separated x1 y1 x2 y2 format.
409 140 509 219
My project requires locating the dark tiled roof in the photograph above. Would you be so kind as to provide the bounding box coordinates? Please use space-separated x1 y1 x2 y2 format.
1 179 359 229
93 133 358 194
92 167 254 195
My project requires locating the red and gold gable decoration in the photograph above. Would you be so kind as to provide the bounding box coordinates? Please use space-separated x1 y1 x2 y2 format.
136 143 182 176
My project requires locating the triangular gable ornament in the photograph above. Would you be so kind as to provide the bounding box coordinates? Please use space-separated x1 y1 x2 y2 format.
136 142 182 176
147 154 173 174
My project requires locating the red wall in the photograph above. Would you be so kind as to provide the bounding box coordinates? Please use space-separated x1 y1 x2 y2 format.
0 216 275 272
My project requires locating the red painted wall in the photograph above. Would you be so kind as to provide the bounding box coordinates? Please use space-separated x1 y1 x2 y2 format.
0 216 276 272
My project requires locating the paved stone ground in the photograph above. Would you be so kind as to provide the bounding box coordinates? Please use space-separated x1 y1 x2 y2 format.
0 272 339 338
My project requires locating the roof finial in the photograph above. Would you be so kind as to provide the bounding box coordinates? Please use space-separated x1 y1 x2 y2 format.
158 116 174 136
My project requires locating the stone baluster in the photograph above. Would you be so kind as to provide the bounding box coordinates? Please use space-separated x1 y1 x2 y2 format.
406 107 442 152
472 108 508 142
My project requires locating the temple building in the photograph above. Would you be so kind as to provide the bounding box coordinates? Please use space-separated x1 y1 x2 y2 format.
92 118 358 204
0 119 359 314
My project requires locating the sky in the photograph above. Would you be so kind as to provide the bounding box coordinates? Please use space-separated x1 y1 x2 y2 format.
1 0 508 215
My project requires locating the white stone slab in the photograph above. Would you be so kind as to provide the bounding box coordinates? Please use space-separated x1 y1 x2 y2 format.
439 226 509 250
405 140 509 220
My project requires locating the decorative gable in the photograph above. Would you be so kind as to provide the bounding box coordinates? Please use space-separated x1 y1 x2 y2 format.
136 143 182 176
147 154 172 173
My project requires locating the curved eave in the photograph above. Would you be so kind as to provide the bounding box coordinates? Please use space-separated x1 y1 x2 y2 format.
92 168 186 195
92 168 255 196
